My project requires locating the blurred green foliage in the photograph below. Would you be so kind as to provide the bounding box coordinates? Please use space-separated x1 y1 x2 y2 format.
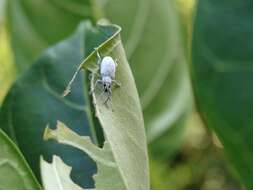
150 113 241 190
0 25 16 104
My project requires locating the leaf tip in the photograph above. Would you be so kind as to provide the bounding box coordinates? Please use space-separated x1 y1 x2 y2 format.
62 87 71 97
56 120 66 130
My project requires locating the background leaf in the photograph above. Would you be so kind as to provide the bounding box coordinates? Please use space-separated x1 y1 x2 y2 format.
103 0 192 148
6 0 95 71
0 129 41 190
0 22 101 188
192 0 253 189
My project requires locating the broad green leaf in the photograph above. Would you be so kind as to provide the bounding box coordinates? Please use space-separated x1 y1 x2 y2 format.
6 0 94 71
192 0 253 189
0 22 108 188
42 22 149 190
103 0 191 144
0 129 41 190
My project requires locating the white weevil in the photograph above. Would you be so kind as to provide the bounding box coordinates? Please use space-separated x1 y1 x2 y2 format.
90 49 121 104
62 48 121 105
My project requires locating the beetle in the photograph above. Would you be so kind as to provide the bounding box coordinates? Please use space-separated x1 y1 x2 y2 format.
90 48 121 105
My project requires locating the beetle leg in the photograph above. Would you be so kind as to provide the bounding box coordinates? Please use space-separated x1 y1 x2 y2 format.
104 90 112 106
88 71 100 80
89 79 102 94
112 80 121 87
114 59 119 67
104 95 110 107
94 47 102 65
104 97 109 106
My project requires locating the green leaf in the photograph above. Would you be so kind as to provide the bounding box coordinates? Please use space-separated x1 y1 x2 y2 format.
0 22 106 188
192 0 253 189
6 0 94 71
103 0 191 144
42 22 149 190
0 129 41 190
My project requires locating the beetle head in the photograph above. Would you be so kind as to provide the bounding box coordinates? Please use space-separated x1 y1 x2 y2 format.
102 76 112 93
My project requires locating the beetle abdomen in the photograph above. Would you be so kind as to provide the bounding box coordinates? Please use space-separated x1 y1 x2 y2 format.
100 56 116 78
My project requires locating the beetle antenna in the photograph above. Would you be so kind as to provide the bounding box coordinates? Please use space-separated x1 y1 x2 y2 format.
115 58 119 66
94 47 102 65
